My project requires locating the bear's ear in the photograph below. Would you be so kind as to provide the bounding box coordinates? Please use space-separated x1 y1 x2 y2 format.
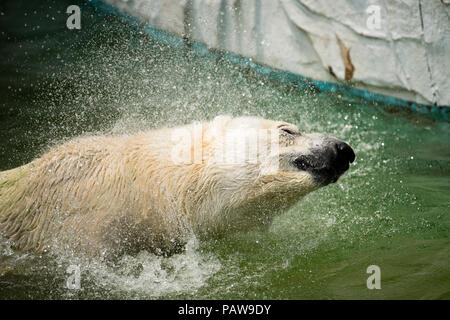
212 115 232 127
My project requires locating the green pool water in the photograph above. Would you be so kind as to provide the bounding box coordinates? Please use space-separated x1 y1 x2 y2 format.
0 0 449 300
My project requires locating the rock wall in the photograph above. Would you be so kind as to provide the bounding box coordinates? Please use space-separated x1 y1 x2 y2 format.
99 0 450 107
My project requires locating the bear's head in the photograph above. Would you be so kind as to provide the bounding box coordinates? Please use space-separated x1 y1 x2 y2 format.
204 115 354 184
187 115 355 233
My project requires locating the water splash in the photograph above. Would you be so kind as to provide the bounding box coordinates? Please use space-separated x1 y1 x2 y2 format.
74 237 220 299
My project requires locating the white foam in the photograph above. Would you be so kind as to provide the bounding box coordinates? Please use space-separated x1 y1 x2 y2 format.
62 237 221 299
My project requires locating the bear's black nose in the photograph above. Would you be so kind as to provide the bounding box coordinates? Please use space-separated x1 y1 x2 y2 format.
293 139 355 185
336 141 355 164
328 141 355 180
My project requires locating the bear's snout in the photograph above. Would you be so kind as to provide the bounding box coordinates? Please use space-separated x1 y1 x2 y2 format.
294 139 355 185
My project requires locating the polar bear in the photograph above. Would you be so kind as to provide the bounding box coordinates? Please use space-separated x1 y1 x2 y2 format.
0 115 354 258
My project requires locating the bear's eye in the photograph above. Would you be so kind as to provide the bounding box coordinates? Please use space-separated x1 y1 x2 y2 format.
280 127 299 136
